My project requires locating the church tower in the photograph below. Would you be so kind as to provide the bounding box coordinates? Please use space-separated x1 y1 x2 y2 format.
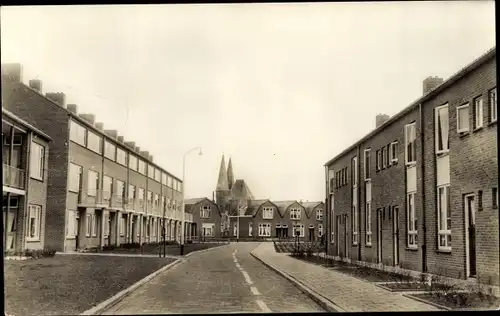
215 154 231 213
227 157 235 191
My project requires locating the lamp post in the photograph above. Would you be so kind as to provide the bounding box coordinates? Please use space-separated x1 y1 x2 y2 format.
181 147 203 254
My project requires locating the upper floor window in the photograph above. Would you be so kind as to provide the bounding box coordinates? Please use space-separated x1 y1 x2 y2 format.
138 188 145 202
147 191 153 204
87 170 99 196
201 205 211 218
103 175 113 199
456 103 470 134
363 149 371 181
389 141 398 164
435 104 449 154
128 184 135 200
262 207 274 219
30 141 45 180
69 163 82 192
489 88 497 123
351 156 358 186
154 169 161 182
162 172 167 185
290 208 301 220
129 155 138 171
473 96 484 129
148 165 155 179
405 122 417 164
104 141 116 161
87 131 102 154
116 148 127 166
381 147 386 169
138 159 146 175
316 209 323 221
329 169 335 193
168 176 173 188
70 120 86 146
115 179 125 197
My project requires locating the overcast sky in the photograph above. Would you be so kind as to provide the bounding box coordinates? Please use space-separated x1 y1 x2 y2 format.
1 2 495 201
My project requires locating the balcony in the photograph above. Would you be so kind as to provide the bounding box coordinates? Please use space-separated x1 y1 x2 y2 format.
3 164 25 190
78 189 110 207
184 213 193 222
110 194 126 209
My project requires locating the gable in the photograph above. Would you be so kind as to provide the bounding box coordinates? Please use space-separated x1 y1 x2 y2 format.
254 200 280 218
189 198 221 217
284 201 306 218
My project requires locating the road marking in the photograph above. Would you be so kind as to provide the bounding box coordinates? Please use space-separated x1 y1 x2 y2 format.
235 263 241 269
255 299 271 312
241 270 253 285
250 286 261 295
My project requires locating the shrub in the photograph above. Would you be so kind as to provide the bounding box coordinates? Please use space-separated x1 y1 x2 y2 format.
22 248 57 259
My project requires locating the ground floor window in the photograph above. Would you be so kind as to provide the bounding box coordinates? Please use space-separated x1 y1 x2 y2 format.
66 210 78 238
437 185 451 250
85 214 92 237
202 223 214 237
27 204 42 240
233 223 238 236
120 217 125 236
249 222 253 236
292 224 305 237
276 225 288 238
91 214 97 237
258 223 271 237
407 192 417 248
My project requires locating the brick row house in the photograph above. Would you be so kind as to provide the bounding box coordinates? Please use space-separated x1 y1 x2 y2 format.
3 108 51 254
2 63 192 252
324 47 498 286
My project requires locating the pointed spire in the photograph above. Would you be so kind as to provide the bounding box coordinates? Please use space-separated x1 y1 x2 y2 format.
216 154 229 190
227 157 234 191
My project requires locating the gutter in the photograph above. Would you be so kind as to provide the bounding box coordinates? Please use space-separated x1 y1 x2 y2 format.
419 103 427 273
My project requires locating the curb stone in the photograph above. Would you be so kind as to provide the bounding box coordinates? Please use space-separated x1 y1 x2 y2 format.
80 259 182 315
250 251 345 313
402 293 450 311
184 243 230 258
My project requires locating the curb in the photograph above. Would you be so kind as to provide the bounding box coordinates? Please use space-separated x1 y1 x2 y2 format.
80 259 182 315
184 243 230 258
402 293 451 311
56 251 181 260
250 251 345 313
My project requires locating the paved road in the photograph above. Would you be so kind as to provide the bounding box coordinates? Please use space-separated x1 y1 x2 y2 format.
103 242 324 314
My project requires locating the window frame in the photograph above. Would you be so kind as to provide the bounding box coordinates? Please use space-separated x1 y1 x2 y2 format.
69 163 82 193
292 224 305 237
30 141 45 181
381 147 386 169
26 204 42 241
248 222 253 236
390 141 398 164
489 87 497 123
435 104 450 155
70 120 87 146
352 156 358 186
456 103 470 134
407 192 417 248
365 182 372 246
201 205 211 218
104 141 116 161
87 130 102 154
352 204 358 245
138 160 146 175
87 170 99 197
316 209 323 221
290 208 301 220
473 96 484 129
262 207 274 219
318 224 323 237
129 155 138 171
85 214 92 237
116 147 127 166
437 185 451 251
363 148 371 181
376 149 381 171
405 122 417 165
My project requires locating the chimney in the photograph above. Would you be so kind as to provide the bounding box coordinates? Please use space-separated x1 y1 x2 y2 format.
1 63 23 82
376 114 390 128
149 155 153 162
95 122 104 130
124 141 135 149
212 191 215 202
45 92 66 107
135 146 141 153
423 76 444 95
117 136 124 143
67 104 78 114
140 151 149 158
29 79 42 92
79 113 96 125
104 129 118 139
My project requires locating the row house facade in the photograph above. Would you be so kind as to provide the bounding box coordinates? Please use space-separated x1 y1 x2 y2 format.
3 109 51 254
2 63 191 252
324 47 498 286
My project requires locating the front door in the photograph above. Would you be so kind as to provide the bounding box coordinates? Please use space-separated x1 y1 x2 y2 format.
309 228 315 241
3 208 17 251
377 209 382 263
465 194 476 277
75 212 80 250
336 215 340 255
344 215 349 258
392 206 400 266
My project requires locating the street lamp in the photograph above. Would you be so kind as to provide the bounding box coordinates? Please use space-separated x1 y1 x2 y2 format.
181 147 203 253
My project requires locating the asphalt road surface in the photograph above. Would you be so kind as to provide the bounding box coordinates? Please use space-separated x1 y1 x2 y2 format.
103 242 324 314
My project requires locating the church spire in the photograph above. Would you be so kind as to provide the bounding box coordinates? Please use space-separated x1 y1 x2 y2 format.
227 157 234 191
216 154 229 191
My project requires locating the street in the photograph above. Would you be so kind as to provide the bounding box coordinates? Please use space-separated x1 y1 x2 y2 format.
103 243 324 314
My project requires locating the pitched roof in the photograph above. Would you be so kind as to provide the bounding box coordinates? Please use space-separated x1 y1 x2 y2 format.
2 108 52 141
230 179 254 200
272 200 299 217
184 197 207 205
227 157 234 190
245 199 272 216
300 201 324 218
184 197 221 215
216 155 229 190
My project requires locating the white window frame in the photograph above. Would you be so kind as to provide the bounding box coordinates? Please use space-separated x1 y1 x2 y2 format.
116 148 127 166
201 205 211 218
104 141 116 161
365 200 372 245
262 207 274 219
318 224 323 237
316 209 323 221
27 204 42 241
437 185 451 251
147 190 153 207
290 208 301 220
168 176 173 188
120 217 125 236
202 223 214 237
249 222 253 236
258 223 271 237
104 212 110 237
87 131 102 154
330 208 335 244
407 192 417 248
405 123 417 165
148 165 155 179
87 170 99 196
292 224 305 237
127 184 135 201
474 97 484 129
489 87 497 123
66 210 78 238
91 214 97 237
115 180 124 197
390 141 398 164
30 141 45 180
85 214 92 237
103 175 113 201
138 160 146 175
352 156 358 186
456 103 470 134
162 172 167 185
381 147 386 169
154 169 161 182
352 204 358 245
69 163 82 193
376 149 381 170
129 155 138 171
70 120 86 146
363 149 371 181
435 104 450 155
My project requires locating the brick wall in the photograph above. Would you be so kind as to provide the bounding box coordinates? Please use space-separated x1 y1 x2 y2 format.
191 200 222 238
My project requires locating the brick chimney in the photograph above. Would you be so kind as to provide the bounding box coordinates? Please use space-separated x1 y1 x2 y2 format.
95 122 104 130
140 151 150 158
376 114 390 128
124 141 135 149
1 63 23 82
149 155 153 162
29 79 42 92
423 76 444 95
79 113 96 125
67 104 78 114
135 146 141 153
104 129 118 139
117 136 124 143
45 92 66 107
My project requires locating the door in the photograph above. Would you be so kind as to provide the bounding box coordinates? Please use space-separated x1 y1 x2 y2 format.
392 206 400 266
336 215 340 255
465 194 476 277
75 212 80 250
3 208 17 250
344 215 349 258
309 228 315 241
377 209 382 263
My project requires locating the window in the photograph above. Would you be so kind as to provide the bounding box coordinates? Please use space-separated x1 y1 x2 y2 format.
258 223 271 237
407 193 417 248
154 194 159 210
138 188 145 207
329 169 335 192
435 104 450 154
104 213 110 237
129 155 138 171
390 141 398 164
115 180 124 197
91 214 97 237
365 182 372 245
202 223 215 237
351 156 358 186
87 170 99 196
168 176 173 187
331 208 335 244
381 147 386 169
154 169 161 182
262 207 274 219
318 224 323 237
201 205 211 218
66 210 78 238
27 205 41 240
456 103 470 133
352 205 358 244
147 191 153 207
473 97 484 129
249 222 253 236
104 141 116 160
127 184 135 203
69 163 82 193
489 88 497 123
162 172 167 185
30 142 45 180
376 149 381 171
478 190 483 212
493 188 498 209
148 165 155 179
103 176 113 201
161 196 165 210
138 160 146 175
85 214 92 237
70 120 86 146
87 131 102 154
405 123 417 164
437 185 451 250
316 209 323 221
292 224 305 237
364 149 371 180
386 144 391 166
120 217 125 236
290 208 301 220
116 148 127 166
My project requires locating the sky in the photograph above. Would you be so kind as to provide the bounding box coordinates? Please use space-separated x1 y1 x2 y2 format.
1 2 496 201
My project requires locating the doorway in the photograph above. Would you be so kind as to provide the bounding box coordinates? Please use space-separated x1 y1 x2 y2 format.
377 209 382 264
336 215 340 255
392 206 400 266
465 194 476 278
344 214 349 258
309 227 315 241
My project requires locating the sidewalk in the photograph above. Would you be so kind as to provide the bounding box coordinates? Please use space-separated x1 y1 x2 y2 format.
251 243 440 312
